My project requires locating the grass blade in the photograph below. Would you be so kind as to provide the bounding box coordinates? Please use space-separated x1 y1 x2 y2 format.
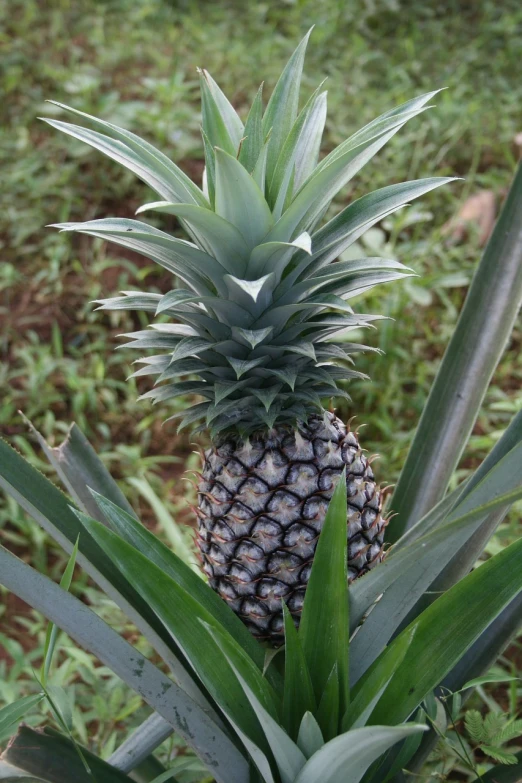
0 696 44 739
41 536 79 685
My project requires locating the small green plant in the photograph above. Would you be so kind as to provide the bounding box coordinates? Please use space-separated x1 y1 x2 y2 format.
1 29 522 783
465 710 522 766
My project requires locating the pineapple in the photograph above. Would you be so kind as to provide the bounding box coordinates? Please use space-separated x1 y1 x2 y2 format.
46 31 450 643
198 413 383 642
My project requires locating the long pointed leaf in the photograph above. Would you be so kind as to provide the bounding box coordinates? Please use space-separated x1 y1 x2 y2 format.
368 535 522 726
397 437 522 626
442 590 522 696
393 405 522 552
24 419 136 524
299 469 349 717
270 89 327 218
267 102 433 244
262 30 311 186
42 107 207 207
349 482 522 640
314 664 339 741
294 725 426 783
238 84 264 173
0 760 44 781
41 537 79 686
77 514 277 750
283 177 454 291
0 547 247 783
90 491 275 683
0 696 44 740
407 588 522 778
50 218 226 295
2 726 132 783
212 641 306 783
390 161 522 540
0 437 209 710
214 148 273 248
350 486 522 684
108 713 173 773
344 630 414 731
203 71 244 148
135 202 249 273
199 70 241 155
297 713 324 759
479 756 522 782
282 604 316 740
247 233 311 280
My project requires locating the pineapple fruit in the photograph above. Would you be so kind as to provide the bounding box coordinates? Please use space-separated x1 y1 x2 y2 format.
198 414 384 642
46 31 450 643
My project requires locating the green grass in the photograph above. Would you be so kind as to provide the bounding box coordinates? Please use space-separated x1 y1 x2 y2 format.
1 0 522 776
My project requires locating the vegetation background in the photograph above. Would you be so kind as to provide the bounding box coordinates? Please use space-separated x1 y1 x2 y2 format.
1 0 521 778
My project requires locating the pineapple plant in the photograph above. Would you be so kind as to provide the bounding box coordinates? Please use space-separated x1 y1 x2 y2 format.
2 29 522 783
42 31 452 642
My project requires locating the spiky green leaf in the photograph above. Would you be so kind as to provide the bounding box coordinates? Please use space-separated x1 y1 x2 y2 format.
214 148 273 248
262 30 311 186
299 469 349 717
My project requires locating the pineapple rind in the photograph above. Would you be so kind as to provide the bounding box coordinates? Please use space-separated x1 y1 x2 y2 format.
197 413 385 642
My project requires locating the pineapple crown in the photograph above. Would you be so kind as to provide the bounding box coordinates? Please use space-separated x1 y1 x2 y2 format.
44 30 452 440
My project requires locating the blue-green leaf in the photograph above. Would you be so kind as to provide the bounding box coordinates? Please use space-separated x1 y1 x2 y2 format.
43 102 209 207
239 84 264 173
262 29 312 186
294 724 427 783
214 148 273 248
